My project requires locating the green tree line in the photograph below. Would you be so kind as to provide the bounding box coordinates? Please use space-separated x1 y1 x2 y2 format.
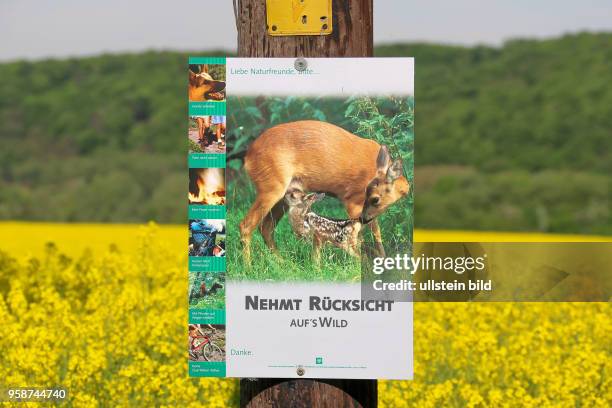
0 33 609 233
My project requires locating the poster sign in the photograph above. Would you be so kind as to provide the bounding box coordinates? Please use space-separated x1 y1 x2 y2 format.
187 57 414 379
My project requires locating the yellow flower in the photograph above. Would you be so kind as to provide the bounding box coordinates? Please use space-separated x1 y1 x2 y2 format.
0 225 610 406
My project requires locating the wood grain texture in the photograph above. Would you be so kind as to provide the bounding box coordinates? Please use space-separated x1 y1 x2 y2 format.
236 1 376 406
236 0 373 57
241 378 377 408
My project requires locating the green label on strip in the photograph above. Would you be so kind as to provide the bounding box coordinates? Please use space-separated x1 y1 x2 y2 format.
189 361 226 377
189 153 226 168
189 257 226 271
189 309 226 325
189 101 226 116
189 56 226 65
189 205 226 219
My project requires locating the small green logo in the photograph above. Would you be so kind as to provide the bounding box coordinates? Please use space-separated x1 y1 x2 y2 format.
315 357 323 365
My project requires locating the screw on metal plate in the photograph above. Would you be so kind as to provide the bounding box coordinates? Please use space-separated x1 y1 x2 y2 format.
294 58 308 72
266 0 332 36
296 365 305 376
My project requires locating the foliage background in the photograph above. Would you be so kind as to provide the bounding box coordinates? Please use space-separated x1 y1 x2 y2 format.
0 33 610 234
188 272 225 309
188 64 226 81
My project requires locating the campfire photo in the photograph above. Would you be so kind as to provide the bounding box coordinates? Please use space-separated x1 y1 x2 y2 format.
188 168 226 205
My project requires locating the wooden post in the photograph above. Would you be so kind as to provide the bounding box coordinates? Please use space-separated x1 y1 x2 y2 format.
234 0 376 407
236 0 373 58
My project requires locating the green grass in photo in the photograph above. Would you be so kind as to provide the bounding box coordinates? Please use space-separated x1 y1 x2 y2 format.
227 169 412 282
189 272 226 308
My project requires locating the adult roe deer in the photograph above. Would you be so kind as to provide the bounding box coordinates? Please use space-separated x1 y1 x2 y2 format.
239 120 410 263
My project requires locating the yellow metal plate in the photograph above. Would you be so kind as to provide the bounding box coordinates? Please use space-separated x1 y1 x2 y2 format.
266 0 332 36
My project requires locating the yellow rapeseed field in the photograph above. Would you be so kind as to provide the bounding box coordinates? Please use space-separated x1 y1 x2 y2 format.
0 223 610 407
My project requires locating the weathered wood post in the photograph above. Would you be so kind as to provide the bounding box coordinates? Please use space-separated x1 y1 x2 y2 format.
234 0 376 406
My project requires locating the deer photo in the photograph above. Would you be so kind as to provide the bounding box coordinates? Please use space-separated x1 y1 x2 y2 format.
284 184 363 264
239 120 410 264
